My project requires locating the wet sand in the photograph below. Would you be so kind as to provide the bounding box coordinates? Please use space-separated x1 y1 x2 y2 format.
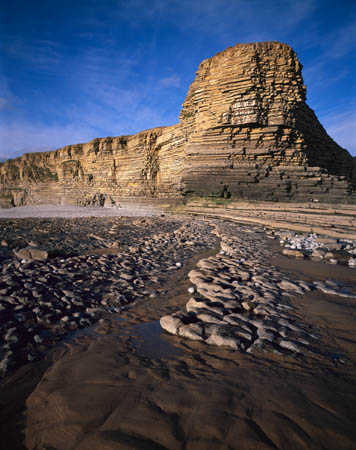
24 269 356 450
0 207 356 449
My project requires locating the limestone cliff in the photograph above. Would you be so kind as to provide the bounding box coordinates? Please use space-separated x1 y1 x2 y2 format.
0 126 186 207
1 41 355 207
179 42 355 201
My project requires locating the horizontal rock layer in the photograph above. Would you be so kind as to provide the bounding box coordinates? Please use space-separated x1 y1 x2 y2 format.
1 41 355 206
0 126 186 207
183 200 356 240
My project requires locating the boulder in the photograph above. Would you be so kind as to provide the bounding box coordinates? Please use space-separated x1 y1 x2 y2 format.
160 314 184 335
13 247 49 260
178 323 205 341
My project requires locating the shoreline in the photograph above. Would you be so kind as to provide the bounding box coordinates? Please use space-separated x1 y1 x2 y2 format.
0 203 164 219
0 206 355 449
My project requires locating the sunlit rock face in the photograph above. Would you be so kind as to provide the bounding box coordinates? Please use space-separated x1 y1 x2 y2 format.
0 41 355 207
179 41 355 201
0 126 186 207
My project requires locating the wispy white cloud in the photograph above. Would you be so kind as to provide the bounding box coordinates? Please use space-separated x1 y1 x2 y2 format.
53 38 182 133
308 24 356 66
324 20 356 60
4 37 63 69
303 65 350 96
0 73 21 111
321 111 356 156
162 0 317 42
300 18 356 88
0 97 10 109
0 120 98 160
0 99 178 160
79 0 317 46
159 75 181 88
1 0 354 162
0 29 182 160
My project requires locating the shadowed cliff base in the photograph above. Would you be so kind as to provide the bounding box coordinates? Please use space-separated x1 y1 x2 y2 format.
0 42 355 208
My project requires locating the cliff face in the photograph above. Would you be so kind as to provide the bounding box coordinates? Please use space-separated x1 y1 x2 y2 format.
0 125 186 207
1 41 355 207
179 42 355 201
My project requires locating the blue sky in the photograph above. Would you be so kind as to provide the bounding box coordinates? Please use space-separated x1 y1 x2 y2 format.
0 0 355 160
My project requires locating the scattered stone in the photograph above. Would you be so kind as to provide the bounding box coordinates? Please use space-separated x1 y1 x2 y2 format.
279 340 300 353
33 335 43 344
186 297 207 312
160 221 353 358
205 324 241 350
178 323 204 341
277 280 304 295
277 231 356 268
313 282 355 298
0 216 220 376
311 248 326 260
282 249 305 258
1 213 354 378
13 247 49 260
160 313 185 335
328 258 338 265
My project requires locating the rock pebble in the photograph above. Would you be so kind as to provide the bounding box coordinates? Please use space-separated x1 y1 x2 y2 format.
0 216 218 376
161 222 355 356
276 231 356 268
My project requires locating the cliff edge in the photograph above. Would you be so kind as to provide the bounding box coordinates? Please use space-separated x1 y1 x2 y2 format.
1 41 355 207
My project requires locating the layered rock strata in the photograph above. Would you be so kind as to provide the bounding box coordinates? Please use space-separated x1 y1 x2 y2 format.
179 42 355 201
1 42 355 207
184 200 356 240
0 126 186 207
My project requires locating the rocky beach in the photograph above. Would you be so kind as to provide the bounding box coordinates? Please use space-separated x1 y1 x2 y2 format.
1 39 356 449
0 204 355 449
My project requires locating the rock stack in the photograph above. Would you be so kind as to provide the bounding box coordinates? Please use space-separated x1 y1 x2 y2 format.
1 42 355 207
179 42 355 201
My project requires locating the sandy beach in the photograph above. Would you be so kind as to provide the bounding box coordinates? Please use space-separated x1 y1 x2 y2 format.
0 204 163 219
0 205 356 449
